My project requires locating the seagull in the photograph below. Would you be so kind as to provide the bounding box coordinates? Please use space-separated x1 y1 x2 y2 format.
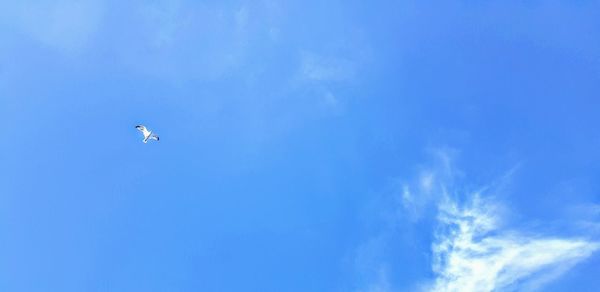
135 125 160 143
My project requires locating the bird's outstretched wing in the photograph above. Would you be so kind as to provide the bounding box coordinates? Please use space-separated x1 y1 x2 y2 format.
136 125 151 139
149 134 160 141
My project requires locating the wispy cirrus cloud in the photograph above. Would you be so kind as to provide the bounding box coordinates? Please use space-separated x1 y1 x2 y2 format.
398 148 458 222
389 149 599 291
430 195 599 292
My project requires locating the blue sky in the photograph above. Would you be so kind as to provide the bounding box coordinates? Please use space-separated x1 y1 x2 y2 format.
2 1 600 291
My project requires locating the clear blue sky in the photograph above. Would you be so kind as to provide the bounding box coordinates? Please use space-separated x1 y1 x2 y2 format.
2 1 600 291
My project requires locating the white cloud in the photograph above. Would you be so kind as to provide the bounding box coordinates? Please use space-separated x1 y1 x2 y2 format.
391 151 600 291
430 195 599 292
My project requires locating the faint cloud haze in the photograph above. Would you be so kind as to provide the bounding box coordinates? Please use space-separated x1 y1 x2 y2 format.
139 0 185 48
300 52 356 82
131 2 269 82
567 204 600 236
362 268 391 292
399 149 458 222
296 51 360 115
353 236 392 292
2 1 104 53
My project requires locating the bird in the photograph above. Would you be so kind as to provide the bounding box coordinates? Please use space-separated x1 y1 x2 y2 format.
135 125 160 143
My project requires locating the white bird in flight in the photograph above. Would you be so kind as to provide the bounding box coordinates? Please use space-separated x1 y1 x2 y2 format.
135 125 160 143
